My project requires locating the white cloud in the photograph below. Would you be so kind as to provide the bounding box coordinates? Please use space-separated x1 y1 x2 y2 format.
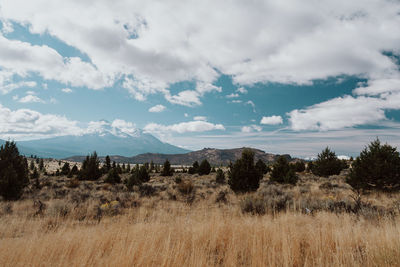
226 93 239 98
0 80 36 95
246 100 256 112
61 88 73 93
165 90 201 107
2 0 399 107
184 113 189 117
231 100 242 103
193 116 207 121
144 120 225 134
18 94 45 103
287 95 394 131
260 115 283 125
0 104 82 140
148 104 166 113
236 87 248 94
241 125 262 133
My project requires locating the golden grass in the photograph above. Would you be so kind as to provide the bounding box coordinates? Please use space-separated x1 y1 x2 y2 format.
1 199 399 267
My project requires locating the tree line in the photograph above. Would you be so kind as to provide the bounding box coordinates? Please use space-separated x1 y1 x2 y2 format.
0 138 399 200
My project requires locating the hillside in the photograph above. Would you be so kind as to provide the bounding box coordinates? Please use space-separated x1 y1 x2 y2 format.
65 147 291 165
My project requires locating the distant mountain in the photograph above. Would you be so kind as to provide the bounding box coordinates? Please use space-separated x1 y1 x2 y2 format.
2 125 189 158
65 147 292 165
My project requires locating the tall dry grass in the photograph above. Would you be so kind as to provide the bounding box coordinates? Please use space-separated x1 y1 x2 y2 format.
0 199 399 267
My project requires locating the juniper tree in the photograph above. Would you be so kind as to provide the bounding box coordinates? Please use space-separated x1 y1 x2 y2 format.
312 147 344 177
78 151 102 180
0 141 29 200
228 149 262 193
161 159 174 176
347 139 400 191
270 156 298 185
198 159 211 175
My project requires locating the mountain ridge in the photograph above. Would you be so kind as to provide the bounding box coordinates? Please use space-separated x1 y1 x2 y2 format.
64 147 292 165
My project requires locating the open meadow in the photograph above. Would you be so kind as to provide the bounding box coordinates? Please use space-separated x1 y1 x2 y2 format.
0 158 399 266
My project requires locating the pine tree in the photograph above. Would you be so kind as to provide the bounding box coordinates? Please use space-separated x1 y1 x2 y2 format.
188 161 199 174
0 141 29 200
29 160 35 171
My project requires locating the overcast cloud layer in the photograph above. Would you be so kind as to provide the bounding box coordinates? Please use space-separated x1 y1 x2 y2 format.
0 0 400 156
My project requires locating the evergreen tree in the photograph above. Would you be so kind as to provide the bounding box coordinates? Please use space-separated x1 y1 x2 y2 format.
312 147 344 177
126 163 131 173
78 151 102 180
105 167 121 184
198 159 211 175
105 155 111 171
188 161 199 174
150 161 155 172
126 165 150 190
255 159 269 175
60 162 70 176
291 161 306 173
270 156 298 185
228 149 262 193
347 139 400 191
0 141 29 200
161 159 174 176
68 164 79 178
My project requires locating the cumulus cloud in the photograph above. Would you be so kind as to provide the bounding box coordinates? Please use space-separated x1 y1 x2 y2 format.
144 120 225 134
0 79 36 95
148 104 166 113
61 88 73 93
0 34 112 90
1 0 399 108
236 87 248 94
165 90 201 107
226 93 239 98
287 95 396 131
260 115 283 125
18 94 45 103
193 116 207 121
0 104 82 140
241 125 262 133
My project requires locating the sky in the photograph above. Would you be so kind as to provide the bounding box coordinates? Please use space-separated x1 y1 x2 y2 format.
0 0 400 158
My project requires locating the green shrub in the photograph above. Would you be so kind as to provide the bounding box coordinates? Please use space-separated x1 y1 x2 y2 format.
270 156 298 185
198 159 211 175
228 149 262 193
255 159 269 174
104 168 121 184
312 147 344 177
347 139 400 191
188 161 199 174
0 141 29 200
126 165 149 190
291 161 306 172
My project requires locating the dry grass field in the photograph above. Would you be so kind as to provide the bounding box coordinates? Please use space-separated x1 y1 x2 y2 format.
0 160 399 266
